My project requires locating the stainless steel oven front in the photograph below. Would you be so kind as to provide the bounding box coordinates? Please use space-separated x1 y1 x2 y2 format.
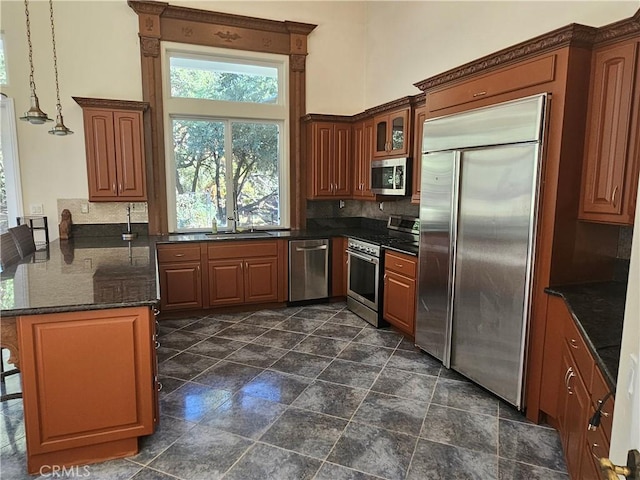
346 238 385 327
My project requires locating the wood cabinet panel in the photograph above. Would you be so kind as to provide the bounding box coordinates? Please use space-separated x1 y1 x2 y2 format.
114 112 146 198
590 368 615 443
382 250 417 336
427 54 556 113
158 262 202 311
306 121 352 199
207 241 278 260
77 102 147 202
383 271 416 335
157 244 201 263
17 307 156 473
557 342 591 479
85 110 118 199
411 106 427 204
330 237 347 297
352 119 375 199
208 260 244 306
581 424 610 480
244 257 278 303
579 40 640 224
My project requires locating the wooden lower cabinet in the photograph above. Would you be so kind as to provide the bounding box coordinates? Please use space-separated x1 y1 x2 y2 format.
206 240 281 307
157 243 203 311
382 251 417 335
158 262 202 311
546 294 615 480
557 342 591 478
208 259 244 306
17 307 157 474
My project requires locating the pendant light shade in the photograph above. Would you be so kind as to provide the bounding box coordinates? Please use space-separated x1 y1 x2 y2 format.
47 0 72 135
19 0 52 125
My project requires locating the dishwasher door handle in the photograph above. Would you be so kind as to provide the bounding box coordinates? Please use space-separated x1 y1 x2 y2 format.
295 245 328 252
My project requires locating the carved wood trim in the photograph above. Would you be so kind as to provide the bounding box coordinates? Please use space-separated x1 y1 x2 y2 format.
127 1 317 234
363 96 413 116
594 8 640 45
0 317 20 369
72 97 149 111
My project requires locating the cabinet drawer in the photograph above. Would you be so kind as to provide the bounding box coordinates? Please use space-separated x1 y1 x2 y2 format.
428 54 556 113
564 316 595 387
385 251 417 278
582 422 610 480
207 240 278 260
590 367 614 443
157 244 201 263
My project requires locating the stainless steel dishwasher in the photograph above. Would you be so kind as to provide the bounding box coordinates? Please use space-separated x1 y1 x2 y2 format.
289 239 329 302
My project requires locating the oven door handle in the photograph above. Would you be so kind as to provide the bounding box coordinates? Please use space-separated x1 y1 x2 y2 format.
347 250 379 265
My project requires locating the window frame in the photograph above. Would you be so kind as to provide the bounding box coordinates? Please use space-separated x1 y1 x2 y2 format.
162 43 290 233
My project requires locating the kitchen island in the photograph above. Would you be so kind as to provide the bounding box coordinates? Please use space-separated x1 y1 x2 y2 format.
0 237 159 475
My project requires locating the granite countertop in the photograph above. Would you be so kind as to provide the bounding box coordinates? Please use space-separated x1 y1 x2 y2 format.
0 224 418 317
545 282 628 390
0 237 159 317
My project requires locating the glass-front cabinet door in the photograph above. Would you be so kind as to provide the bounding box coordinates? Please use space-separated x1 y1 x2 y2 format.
373 107 410 158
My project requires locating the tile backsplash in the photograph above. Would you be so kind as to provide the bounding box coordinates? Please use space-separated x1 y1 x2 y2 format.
307 198 419 221
56 199 149 225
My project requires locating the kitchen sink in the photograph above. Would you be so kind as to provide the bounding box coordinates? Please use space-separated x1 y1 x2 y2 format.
205 231 272 240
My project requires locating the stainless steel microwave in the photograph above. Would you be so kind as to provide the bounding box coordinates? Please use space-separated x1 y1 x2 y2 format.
370 158 409 195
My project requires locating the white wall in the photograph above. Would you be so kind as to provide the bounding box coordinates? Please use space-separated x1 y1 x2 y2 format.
364 1 640 106
0 0 366 238
610 181 640 464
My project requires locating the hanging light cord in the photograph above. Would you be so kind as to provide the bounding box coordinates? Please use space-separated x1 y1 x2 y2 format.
48 0 61 116
24 0 37 96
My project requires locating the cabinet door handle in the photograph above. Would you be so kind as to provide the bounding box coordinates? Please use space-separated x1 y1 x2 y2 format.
591 442 604 460
395 263 403 268
612 185 619 208
174 253 185 257
119 183 123 193
112 182 117 194
472 91 487 98
570 338 579 349
566 367 575 394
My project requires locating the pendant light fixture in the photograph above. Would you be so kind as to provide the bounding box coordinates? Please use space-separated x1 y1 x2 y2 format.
19 0 52 125
47 0 72 135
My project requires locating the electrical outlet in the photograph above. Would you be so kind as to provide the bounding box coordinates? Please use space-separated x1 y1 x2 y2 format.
80 203 89 214
379 202 384 211
30 203 43 215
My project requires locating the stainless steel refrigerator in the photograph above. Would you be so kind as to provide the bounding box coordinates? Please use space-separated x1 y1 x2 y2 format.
416 94 547 409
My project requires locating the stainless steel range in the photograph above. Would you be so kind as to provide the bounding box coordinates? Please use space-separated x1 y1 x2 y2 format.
346 215 419 327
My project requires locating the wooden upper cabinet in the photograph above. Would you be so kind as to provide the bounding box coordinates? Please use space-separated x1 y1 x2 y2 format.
306 120 352 199
373 107 410 158
352 119 375 199
74 97 148 202
411 105 427 204
579 39 640 225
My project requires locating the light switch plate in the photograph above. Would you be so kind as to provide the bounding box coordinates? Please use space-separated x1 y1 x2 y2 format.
30 203 43 215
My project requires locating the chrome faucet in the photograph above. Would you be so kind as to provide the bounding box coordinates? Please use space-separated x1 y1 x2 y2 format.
227 191 239 233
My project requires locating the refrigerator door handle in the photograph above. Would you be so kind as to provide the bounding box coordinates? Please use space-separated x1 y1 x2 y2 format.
443 151 461 369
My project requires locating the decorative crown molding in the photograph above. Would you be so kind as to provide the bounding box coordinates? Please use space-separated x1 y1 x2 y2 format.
72 97 149 112
414 23 598 91
594 8 640 45
301 114 354 123
363 96 413 117
127 0 168 16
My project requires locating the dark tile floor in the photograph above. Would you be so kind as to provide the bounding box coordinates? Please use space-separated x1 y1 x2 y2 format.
0 302 569 479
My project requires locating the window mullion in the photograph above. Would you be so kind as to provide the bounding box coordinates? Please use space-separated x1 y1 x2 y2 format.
224 120 235 230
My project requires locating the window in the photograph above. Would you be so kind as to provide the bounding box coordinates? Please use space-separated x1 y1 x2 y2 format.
0 33 7 85
163 44 289 232
0 95 23 233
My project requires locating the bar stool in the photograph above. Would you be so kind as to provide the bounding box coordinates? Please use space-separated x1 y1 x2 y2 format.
0 232 21 270
8 224 36 258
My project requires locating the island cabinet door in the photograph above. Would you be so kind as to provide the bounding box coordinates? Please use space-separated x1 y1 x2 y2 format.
17 307 156 474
